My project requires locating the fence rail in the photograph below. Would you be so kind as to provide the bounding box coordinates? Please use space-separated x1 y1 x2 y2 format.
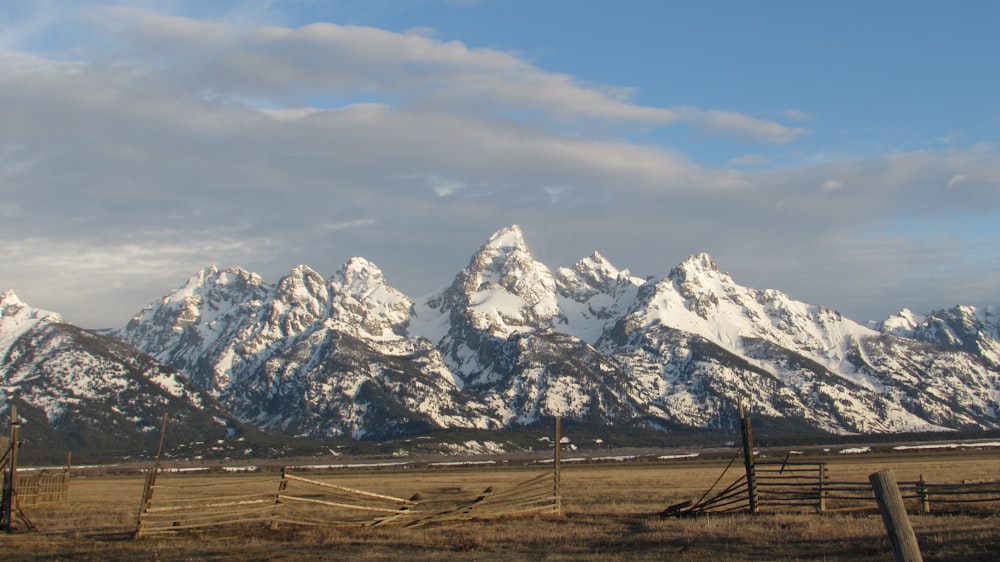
405 472 559 527
667 461 1000 517
135 467 561 536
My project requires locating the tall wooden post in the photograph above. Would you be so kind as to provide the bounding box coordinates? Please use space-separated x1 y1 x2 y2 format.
918 474 930 514
135 413 168 538
870 469 923 562
738 398 759 514
1 406 20 531
553 416 562 514
818 463 827 513
271 466 288 530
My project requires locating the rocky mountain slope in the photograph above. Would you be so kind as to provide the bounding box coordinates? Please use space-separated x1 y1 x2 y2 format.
103 225 999 438
3 226 997 449
0 290 241 458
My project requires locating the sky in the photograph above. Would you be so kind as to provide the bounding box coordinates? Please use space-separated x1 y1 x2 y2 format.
1 0 998 328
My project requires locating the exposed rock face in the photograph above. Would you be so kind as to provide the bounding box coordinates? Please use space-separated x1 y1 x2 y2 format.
8 225 998 442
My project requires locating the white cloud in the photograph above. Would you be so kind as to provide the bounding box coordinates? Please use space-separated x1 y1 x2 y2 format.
783 108 810 121
946 174 966 189
74 7 802 141
0 6 998 329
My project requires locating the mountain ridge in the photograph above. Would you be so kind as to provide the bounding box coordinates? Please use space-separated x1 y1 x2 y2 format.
3 225 998 449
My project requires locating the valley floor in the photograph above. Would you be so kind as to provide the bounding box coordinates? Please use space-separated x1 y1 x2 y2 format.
2 450 999 561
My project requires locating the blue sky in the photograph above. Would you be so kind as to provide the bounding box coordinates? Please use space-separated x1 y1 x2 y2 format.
1 0 997 327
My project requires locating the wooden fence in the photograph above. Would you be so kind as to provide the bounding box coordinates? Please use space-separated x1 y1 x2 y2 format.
405 472 560 527
274 469 419 528
16 470 70 509
666 460 1000 516
135 474 279 537
136 466 561 536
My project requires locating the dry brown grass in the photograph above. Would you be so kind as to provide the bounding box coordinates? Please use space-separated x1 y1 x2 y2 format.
2 450 998 561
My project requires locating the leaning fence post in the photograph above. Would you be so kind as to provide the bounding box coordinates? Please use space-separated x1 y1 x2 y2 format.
870 469 923 562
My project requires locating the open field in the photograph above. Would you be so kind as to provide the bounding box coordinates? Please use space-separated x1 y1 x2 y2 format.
2 448 999 561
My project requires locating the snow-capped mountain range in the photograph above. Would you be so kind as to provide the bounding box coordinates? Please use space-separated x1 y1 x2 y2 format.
3 225 998 447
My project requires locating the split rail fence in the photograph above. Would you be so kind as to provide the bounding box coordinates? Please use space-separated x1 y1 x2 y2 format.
136 418 565 537
135 467 562 537
667 459 1000 516
666 398 1000 517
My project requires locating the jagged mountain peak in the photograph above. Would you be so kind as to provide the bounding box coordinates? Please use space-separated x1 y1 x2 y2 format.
465 225 541 288
1 290 60 322
669 252 723 281
1 288 20 306
176 265 262 295
1 291 64 353
619 254 875 367
574 251 624 278
874 304 1000 366
130 265 267 332
559 251 635 292
335 257 388 294
328 257 412 340
483 224 527 251
458 226 558 317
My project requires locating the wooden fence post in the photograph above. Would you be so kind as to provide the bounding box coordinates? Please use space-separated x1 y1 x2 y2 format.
818 463 827 513
870 469 923 562
135 414 168 538
918 475 930 514
553 416 562 515
271 467 288 530
1 405 20 532
738 398 758 514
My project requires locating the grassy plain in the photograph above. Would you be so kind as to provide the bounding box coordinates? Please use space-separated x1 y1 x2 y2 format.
2 449 999 561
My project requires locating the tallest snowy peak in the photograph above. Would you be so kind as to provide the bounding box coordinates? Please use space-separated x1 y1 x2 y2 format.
482 224 527 252
466 225 545 286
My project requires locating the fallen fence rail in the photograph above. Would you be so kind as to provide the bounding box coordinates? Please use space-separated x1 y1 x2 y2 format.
405 472 559 527
273 470 419 528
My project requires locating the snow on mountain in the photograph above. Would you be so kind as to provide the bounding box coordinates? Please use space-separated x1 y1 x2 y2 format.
873 305 1000 368
0 290 238 457
76 225 1000 439
553 251 644 343
115 259 494 438
599 254 999 434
